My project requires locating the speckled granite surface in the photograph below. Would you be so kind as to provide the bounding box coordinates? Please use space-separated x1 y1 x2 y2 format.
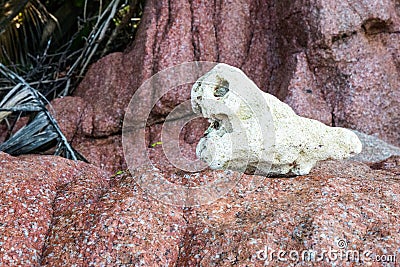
0 153 110 266
1 152 399 266
352 130 400 163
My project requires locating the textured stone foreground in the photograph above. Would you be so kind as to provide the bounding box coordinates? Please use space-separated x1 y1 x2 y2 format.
0 152 399 266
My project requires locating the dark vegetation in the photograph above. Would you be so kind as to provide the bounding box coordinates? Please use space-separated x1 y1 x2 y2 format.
0 0 145 161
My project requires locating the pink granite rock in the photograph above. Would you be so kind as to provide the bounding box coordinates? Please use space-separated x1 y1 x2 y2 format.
2 151 398 266
73 53 131 137
41 158 400 266
68 0 277 172
49 96 125 174
179 159 400 266
2 1 400 263
62 0 399 173
279 0 400 146
41 170 186 266
49 96 93 140
0 152 109 266
284 53 333 125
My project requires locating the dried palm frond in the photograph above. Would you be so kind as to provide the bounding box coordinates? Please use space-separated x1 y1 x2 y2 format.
0 0 58 65
0 0 144 99
0 63 87 161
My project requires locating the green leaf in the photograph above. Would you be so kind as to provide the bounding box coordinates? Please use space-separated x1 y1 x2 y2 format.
151 141 162 147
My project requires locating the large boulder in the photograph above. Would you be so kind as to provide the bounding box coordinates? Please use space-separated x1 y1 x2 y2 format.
50 96 125 174
0 152 109 266
64 0 399 172
1 1 399 265
280 0 400 146
1 152 399 266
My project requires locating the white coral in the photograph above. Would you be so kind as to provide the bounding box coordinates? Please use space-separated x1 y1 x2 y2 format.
191 63 362 176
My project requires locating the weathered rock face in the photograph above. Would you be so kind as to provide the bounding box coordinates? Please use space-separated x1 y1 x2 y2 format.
1 1 399 265
352 130 400 163
50 96 125 174
0 152 110 266
64 0 399 172
1 152 399 266
73 53 131 138
176 159 400 266
278 0 400 146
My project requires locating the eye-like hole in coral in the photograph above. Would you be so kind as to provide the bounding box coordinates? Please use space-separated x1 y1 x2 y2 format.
213 77 230 97
212 120 220 130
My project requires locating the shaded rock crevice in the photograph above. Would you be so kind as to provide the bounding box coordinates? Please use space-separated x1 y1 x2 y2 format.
212 0 220 62
175 214 198 266
189 1 198 61
38 181 69 266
